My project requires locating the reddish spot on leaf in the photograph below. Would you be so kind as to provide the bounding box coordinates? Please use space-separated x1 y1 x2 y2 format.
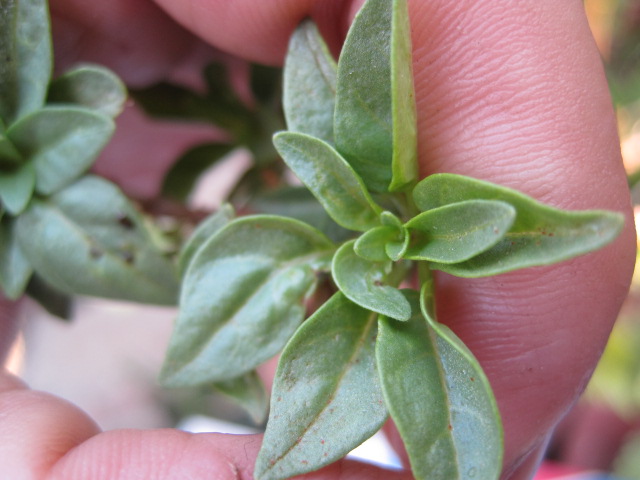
301 460 308 465
470 377 475 382
448 424 453 431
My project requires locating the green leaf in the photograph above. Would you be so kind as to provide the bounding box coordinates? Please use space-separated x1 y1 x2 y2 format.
213 371 269 425
413 173 624 277
376 289 503 480
273 132 382 231
0 131 22 166
332 240 411 321
15 175 179 304
8 106 115 195
177 204 235 276
283 19 336 144
0 162 35 215
25 273 73 320
0 0 52 124
248 187 351 243
0 217 32 299
404 200 516 264
255 293 387 480
334 0 417 192
161 142 235 202
354 225 399 262
47 64 127 118
160 216 334 387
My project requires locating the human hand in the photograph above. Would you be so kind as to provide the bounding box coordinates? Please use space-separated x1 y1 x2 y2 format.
1 0 636 479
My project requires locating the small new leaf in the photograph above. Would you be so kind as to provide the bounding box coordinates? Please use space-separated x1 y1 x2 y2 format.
404 199 515 264
376 289 503 480
160 216 334 387
8 106 115 195
283 19 337 144
255 293 387 480
332 240 411 321
15 175 179 304
414 173 624 276
273 132 382 231
48 64 127 118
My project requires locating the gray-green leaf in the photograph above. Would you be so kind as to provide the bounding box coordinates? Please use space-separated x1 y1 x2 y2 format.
8 106 115 195
334 0 417 192
15 175 179 304
213 371 269 425
0 0 52 124
160 216 334 387
413 173 624 276
283 19 336 144
376 289 503 480
332 240 411 321
48 64 127 118
0 217 32 299
177 204 234 276
0 162 35 215
404 200 516 264
273 132 382 231
255 293 387 480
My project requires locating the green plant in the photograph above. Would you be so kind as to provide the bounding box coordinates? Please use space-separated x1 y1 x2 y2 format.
158 1 624 479
0 0 625 479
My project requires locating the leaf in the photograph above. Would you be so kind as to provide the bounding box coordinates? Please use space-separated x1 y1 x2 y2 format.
413 173 624 277
160 216 334 387
15 175 179 304
0 0 52 124
177 204 235 276
283 19 337 144
404 200 516 264
334 0 417 192
248 187 351 243
273 132 382 231
0 162 35 215
354 225 399 262
332 240 411 321
25 273 73 320
255 293 387 480
47 64 127 118
0 217 32 299
376 288 503 480
161 142 235 202
8 106 115 195
0 131 22 166
213 371 269 425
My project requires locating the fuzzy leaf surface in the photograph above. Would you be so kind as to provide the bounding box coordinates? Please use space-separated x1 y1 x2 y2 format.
160 216 334 387
8 106 114 194
0 0 52 123
15 176 179 304
0 217 32 299
273 132 381 231
48 64 127 118
213 371 269 425
413 173 624 276
255 293 387 480
283 19 336 144
0 162 35 215
332 240 411 321
376 289 503 480
404 200 515 264
334 0 417 192
177 204 234 276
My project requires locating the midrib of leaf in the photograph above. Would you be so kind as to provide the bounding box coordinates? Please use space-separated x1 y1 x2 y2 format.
178 248 334 368
263 310 378 473
44 202 173 292
306 28 336 95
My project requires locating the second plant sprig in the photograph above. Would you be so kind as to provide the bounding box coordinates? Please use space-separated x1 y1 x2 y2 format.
161 0 623 479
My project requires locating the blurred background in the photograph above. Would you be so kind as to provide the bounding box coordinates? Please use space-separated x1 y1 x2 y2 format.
5 0 640 478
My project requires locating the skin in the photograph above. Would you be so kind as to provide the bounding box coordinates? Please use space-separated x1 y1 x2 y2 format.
0 0 636 478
